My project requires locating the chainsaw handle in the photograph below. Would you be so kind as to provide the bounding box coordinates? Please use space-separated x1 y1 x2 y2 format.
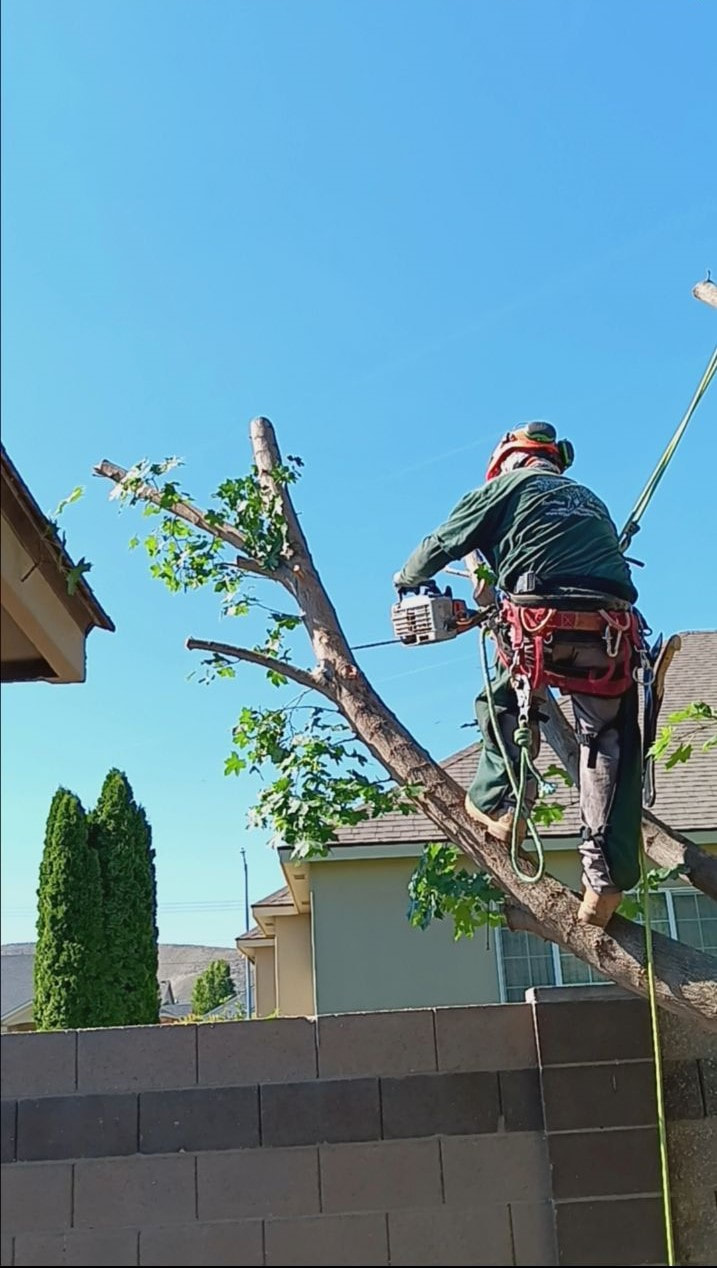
395 580 441 600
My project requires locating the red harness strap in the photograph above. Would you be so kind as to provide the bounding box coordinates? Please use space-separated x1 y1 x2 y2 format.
497 602 640 697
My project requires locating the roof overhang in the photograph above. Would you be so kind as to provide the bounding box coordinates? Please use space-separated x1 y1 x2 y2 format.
1 446 114 684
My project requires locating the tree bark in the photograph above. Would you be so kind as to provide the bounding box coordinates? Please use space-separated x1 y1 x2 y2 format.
95 420 717 1031
540 692 717 902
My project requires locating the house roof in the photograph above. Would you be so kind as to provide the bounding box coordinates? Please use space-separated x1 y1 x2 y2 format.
253 886 294 908
1 445 115 635
329 630 717 847
1 943 245 1022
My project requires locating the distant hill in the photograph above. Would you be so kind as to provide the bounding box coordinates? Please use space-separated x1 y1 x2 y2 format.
1 942 246 1023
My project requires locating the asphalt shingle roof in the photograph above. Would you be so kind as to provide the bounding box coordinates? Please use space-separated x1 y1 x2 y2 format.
331 630 717 847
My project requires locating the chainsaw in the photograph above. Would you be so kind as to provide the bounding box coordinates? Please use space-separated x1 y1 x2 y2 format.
390 582 482 646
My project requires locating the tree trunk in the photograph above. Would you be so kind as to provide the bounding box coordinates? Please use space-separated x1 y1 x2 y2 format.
246 417 716 1032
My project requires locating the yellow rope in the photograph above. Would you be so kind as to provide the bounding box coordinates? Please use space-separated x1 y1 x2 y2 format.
639 847 676 1266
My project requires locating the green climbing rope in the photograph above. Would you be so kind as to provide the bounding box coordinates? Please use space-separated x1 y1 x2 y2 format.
621 347 716 1268
619 344 716 552
478 626 546 884
640 848 676 1266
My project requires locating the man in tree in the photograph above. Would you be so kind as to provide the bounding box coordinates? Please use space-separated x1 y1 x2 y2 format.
395 421 642 929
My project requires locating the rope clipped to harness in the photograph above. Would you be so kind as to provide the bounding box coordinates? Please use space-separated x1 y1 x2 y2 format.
478 627 546 884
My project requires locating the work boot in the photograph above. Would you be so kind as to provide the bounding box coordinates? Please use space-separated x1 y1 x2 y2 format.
577 885 622 929
464 794 526 845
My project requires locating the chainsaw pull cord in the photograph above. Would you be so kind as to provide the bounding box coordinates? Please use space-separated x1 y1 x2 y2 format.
478 627 545 884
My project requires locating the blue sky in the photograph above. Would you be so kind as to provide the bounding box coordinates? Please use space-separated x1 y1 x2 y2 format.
2 0 715 948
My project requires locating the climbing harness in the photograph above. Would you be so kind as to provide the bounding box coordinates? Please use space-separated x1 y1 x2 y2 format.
495 601 644 697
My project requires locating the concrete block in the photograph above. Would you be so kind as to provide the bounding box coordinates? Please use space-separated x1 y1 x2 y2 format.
261 1077 380 1147
74 1154 195 1228
548 1126 661 1199
671 1182 717 1267
320 1138 441 1213
139 1221 263 1266
0 1237 12 1267
381 1071 499 1139
442 1132 550 1205
533 998 651 1066
660 1011 717 1062
554 1196 665 1266
541 1062 656 1132
17 1093 137 1161
498 1069 543 1132
198 1146 320 1221
1 1102 16 1164
699 1056 717 1115
265 1213 389 1266
435 1004 536 1072
667 1118 717 1189
140 1086 259 1154
663 1060 704 1122
14 1230 138 1266
198 1018 317 1087
510 1201 558 1266
0 1162 72 1232
77 1025 196 1094
317 1010 436 1078
1 1033 76 1100
388 1204 513 1266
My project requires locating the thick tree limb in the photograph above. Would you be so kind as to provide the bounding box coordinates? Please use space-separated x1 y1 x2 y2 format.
185 638 333 697
243 415 717 1031
540 691 717 902
93 459 281 581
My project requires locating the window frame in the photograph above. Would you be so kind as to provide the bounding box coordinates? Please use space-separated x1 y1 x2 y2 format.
495 887 710 1002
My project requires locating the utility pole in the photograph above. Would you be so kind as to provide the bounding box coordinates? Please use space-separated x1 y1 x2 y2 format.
240 847 253 1018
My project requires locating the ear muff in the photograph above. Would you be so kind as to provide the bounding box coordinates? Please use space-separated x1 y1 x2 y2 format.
556 439 574 471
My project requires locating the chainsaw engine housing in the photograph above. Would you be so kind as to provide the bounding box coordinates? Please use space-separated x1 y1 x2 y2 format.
391 591 461 645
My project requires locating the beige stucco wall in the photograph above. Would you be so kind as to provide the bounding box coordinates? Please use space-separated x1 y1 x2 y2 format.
274 913 315 1017
252 946 277 1017
309 856 499 1015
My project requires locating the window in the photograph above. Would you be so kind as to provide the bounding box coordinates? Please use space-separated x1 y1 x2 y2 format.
496 889 716 1002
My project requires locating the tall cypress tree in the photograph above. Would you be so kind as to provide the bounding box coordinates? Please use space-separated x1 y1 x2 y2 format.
34 789 105 1031
89 770 159 1026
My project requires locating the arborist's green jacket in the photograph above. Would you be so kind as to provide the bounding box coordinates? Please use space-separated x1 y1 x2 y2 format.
396 469 637 605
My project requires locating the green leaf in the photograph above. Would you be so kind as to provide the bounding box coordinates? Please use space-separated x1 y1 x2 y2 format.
65 559 92 595
53 486 85 518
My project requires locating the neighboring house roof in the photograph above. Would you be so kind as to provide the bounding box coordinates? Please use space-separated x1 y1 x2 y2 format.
0 943 245 1024
202 993 245 1020
253 886 294 908
1 445 115 637
329 630 717 847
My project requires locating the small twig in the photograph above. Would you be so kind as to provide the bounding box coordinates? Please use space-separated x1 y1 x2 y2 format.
185 637 334 697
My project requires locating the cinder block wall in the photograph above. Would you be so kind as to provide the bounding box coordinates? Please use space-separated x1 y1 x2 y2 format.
1 996 714 1267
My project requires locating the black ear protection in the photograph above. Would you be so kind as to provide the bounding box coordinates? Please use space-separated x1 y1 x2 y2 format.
556 438 574 471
